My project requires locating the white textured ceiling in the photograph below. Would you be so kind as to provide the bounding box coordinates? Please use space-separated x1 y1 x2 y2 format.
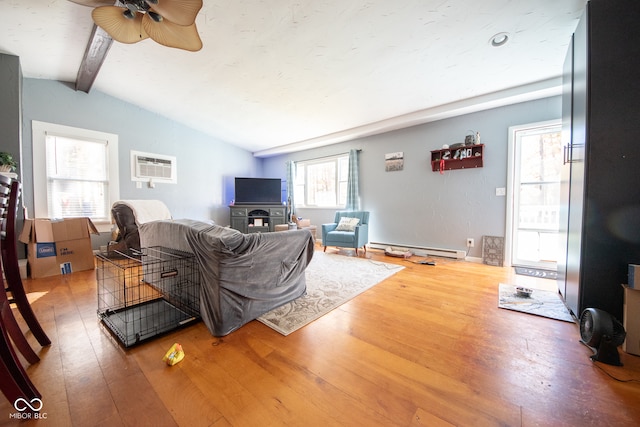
0 0 585 156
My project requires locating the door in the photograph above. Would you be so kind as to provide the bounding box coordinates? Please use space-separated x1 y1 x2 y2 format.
558 34 573 300
563 9 588 316
509 121 563 271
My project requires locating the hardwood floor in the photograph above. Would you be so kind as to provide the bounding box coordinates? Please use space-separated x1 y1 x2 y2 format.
2 246 640 426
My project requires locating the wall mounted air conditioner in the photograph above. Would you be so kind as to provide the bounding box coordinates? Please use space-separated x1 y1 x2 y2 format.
130 150 177 184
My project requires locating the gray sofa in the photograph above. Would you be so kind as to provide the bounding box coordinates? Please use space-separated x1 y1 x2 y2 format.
139 219 314 336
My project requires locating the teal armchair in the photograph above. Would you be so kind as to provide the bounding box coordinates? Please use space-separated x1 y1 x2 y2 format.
322 211 370 255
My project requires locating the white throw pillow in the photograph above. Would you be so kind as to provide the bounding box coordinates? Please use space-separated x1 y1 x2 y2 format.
335 217 360 232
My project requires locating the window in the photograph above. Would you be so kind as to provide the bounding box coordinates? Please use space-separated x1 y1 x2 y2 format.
294 154 349 208
32 121 119 232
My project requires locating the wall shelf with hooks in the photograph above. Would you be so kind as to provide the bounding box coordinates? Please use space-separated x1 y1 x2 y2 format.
430 144 484 172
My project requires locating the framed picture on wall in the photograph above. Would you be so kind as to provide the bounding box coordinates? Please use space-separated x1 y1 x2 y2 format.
385 152 404 172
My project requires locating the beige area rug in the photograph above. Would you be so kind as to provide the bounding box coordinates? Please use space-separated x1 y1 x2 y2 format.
498 283 574 322
257 252 404 335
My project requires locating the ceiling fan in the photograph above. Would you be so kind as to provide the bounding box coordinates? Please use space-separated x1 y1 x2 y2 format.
70 0 203 51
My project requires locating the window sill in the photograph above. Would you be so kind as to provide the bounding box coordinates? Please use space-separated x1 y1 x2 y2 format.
93 221 113 234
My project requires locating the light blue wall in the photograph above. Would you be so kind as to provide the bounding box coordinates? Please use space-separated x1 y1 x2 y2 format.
21 78 261 237
17 72 560 256
263 96 561 257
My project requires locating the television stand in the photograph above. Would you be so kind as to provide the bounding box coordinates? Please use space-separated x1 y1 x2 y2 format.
229 204 286 233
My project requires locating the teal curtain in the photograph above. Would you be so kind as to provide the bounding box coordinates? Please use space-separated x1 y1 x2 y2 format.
345 149 360 211
286 161 295 221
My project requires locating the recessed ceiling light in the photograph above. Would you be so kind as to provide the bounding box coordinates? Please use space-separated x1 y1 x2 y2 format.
490 32 510 47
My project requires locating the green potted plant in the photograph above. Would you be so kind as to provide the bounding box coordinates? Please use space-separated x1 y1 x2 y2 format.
0 152 17 172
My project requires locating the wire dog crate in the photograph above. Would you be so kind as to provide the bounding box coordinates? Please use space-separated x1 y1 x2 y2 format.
96 246 200 347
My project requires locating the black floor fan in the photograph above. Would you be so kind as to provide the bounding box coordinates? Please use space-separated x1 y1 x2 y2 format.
579 308 626 366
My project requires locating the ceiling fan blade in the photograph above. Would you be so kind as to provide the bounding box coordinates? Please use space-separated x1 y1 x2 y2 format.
92 6 150 44
142 14 202 51
147 0 203 26
68 0 115 7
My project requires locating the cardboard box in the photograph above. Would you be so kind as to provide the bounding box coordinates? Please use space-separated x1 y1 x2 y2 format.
622 285 640 356
629 264 640 288
295 219 311 228
19 217 99 278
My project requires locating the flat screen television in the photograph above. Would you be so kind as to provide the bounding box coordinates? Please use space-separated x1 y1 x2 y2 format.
234 177 282 205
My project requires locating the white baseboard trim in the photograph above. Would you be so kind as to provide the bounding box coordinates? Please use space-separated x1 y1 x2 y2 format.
368 242 466 260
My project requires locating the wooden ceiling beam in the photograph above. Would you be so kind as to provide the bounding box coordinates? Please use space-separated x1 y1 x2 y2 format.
75 24 113 93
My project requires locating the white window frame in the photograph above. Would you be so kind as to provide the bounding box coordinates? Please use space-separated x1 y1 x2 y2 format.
506 119 561 269
32 120 119 233
295 153 349 208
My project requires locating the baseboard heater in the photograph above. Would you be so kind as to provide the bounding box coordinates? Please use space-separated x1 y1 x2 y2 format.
368 242 466 260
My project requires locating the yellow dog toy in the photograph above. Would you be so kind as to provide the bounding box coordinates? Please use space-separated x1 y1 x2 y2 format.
163 343 185 366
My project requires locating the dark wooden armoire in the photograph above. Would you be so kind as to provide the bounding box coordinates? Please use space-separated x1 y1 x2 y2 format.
558 0 640 321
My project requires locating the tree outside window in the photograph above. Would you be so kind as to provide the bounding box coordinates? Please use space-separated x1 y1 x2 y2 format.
294 154 348 208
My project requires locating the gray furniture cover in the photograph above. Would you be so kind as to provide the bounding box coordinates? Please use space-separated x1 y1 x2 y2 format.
139 219 314 336
111 200 173 251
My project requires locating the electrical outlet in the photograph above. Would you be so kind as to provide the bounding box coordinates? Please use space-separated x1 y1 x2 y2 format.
466 238 474 248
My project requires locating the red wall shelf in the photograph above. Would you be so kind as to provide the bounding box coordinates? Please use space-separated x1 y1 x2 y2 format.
430 144 484 172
